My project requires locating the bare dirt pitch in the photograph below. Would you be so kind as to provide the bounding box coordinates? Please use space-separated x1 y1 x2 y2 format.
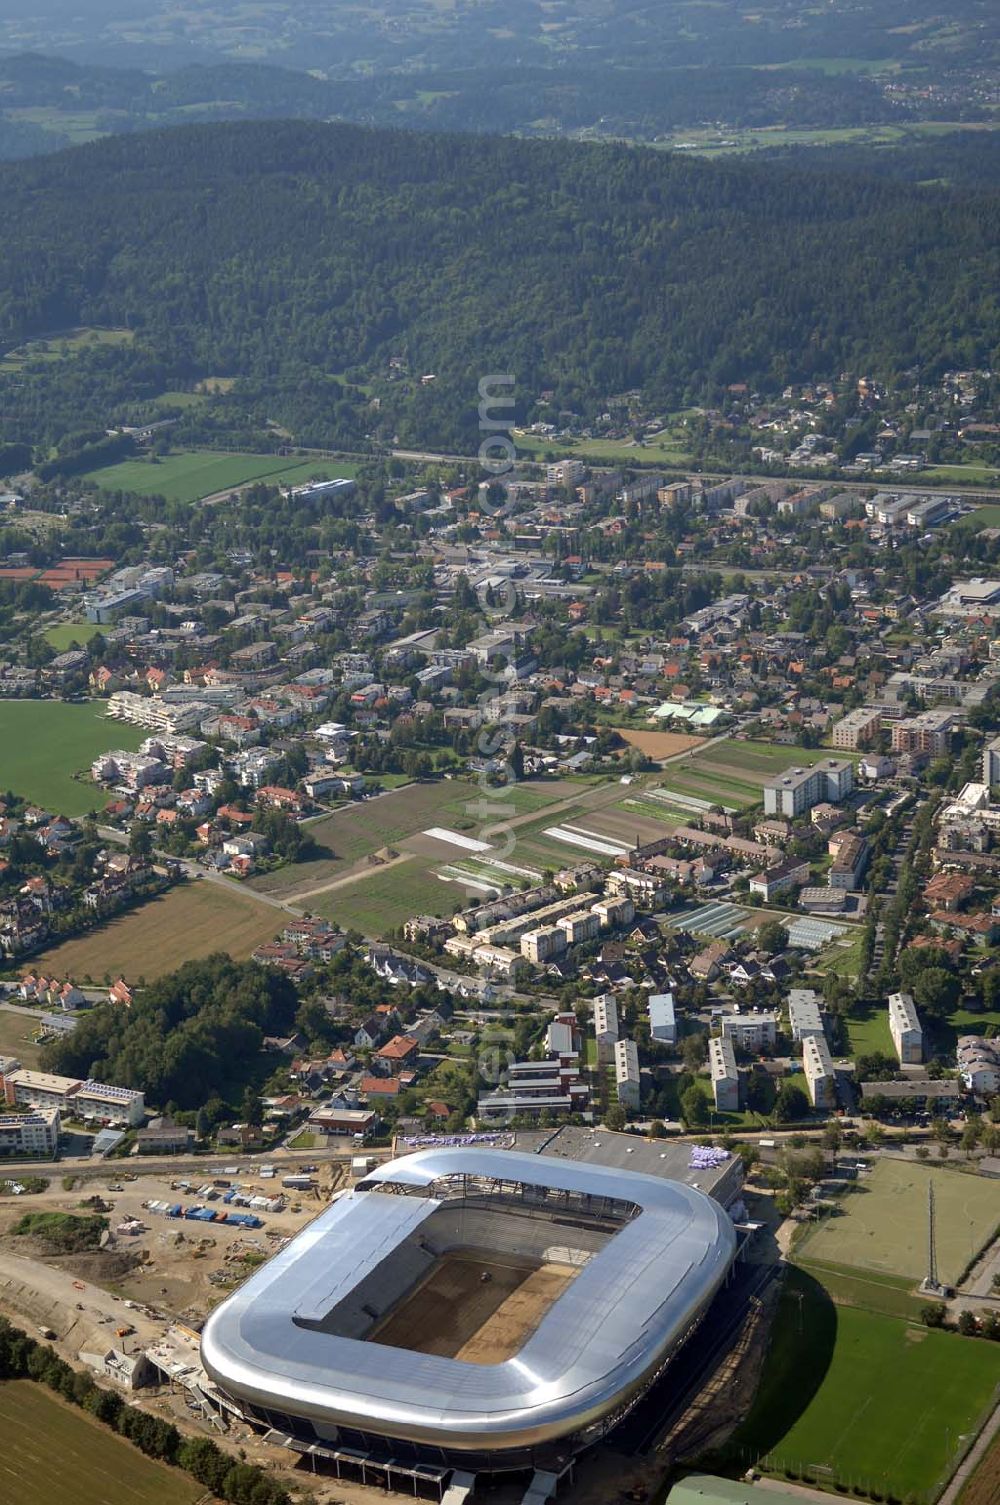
370 1250 577 1364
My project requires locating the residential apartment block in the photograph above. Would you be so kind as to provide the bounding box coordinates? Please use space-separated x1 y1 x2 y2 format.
0 1107 60 1157
709 1036 740 1113
831 707 882 750
614 1038 641 1112
1 1069 144 1126
803 1033 837 1109
888 992 923 1065
762 759 854 818
720 1011 778 1052
787 988 824 1043
592 994 619 1064
890 709 953 757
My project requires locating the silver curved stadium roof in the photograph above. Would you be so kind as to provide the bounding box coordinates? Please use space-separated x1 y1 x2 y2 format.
201 1147 736 1452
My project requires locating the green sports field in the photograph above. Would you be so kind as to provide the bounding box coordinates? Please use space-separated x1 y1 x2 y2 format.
795 1159 1000 1286
81 448 359 504
727 1268 1000 1500
42 621 91 651
0 1381 200 1505
0 700 144 815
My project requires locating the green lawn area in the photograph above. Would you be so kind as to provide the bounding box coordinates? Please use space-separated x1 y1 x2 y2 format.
924 464 999 486
0 700 145 816
0 1380 200 1505
81 448 359 504
42 621 91 651
845 1003 893 1057
0 326 133 372
309 856 448 936
812 926 867 983
955 503 1000 532
0 1010 43 1068
514 430 691 467
795 1159 1000 1285
692 740 841 777
723 1267 1000 1501
792 1258 926 1320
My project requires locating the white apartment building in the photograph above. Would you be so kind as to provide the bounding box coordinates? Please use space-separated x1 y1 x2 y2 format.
803 1033 837 1109
0 1107 60 1158
592 994 619 1064
720 1011 778 1052
787 988 824 1043
106 691 208 734
648 993 677 1045
888 992 923 1065
983 734 1000 787
763 759 854 818
614 1039 641 1112
2 1069 144 1127
709 1037 739 1113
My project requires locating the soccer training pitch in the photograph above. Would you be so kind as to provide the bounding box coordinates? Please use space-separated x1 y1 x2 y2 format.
726 1268 1000 1502
795 1158 1000 1286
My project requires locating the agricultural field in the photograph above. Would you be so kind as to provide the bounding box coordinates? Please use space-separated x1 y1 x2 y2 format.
252 780 475 897
726 1267 999 1501
960 1431 1000 1505
249 774 653 935
795 1159 1000 1286
308 856 453 936
81 448 359 504
0 700 144 816
0 1381 200 1505
31 880 280 982
617 729 704 761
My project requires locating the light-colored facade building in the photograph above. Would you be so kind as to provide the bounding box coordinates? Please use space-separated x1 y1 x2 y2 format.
720 1011 777 1053
803 1033 836 1109
832 707 882 750
983 735 1000 787
614 1039 641 1112
592 994 619 1064
888 992 923 1065
0 1106 59 1157
648 993 677 1045
520 926 568 964
762 759 854 818
787 988 824 1043
709 1037 739 1113
1 1068 144 1126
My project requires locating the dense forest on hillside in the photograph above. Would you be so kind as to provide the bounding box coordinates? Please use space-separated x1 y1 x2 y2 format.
0 120 997 452
0 53 919 155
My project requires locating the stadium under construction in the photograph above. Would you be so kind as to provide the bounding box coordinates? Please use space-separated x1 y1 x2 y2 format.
201 1144 742 1499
